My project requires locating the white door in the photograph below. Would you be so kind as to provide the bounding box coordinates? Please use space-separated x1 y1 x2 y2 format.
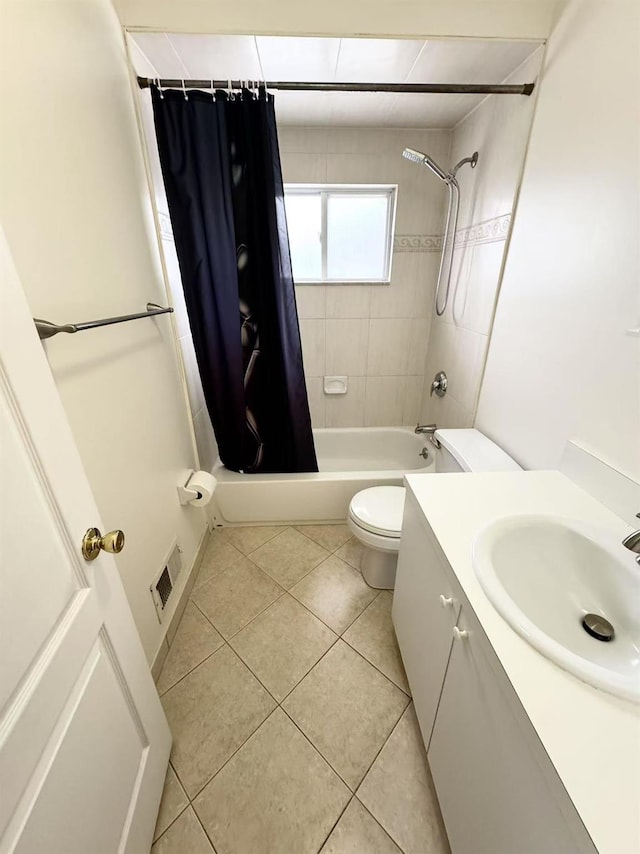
0 229 171 854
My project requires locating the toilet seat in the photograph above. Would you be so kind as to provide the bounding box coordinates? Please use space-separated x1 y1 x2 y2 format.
348 486 405 538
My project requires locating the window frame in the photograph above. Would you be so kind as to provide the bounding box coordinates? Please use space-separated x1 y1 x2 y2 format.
284 183 398 285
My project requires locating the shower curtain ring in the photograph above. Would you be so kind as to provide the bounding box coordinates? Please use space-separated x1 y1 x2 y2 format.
156 77 164 99
211 78 216 101
181 78 188 100
227 78 234 100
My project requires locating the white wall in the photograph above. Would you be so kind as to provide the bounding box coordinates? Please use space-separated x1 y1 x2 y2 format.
280 127 450 428
0 0 207 663
115 0 564 40
420 49 543 427
476 0 640 481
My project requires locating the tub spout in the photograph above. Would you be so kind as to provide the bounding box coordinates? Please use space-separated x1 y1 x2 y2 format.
415 423 440 449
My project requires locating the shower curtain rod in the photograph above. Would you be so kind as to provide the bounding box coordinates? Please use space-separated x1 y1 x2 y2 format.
137 76 535 96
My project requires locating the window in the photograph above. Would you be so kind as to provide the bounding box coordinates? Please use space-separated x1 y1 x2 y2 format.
284 184 397 283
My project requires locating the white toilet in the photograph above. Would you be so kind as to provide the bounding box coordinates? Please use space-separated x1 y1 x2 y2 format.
347 428 521 589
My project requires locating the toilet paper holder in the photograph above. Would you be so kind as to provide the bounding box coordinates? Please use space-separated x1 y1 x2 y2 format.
177 470 201 504
177 469 216 506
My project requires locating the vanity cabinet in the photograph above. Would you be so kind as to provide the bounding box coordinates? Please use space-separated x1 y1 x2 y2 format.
394 492 597 854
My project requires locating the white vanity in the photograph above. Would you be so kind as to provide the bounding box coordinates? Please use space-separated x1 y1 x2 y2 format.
393 471 640 854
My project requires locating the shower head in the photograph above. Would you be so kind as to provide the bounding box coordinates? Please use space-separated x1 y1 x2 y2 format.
402 147 449 183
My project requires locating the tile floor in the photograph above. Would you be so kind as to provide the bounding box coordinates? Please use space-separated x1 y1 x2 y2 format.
152 525 450 854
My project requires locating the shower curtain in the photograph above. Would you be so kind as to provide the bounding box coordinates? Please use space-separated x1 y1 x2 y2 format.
152 87 317 473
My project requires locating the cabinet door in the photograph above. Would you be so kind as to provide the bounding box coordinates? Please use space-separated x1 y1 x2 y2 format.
392 492 462 748
428 607 597 854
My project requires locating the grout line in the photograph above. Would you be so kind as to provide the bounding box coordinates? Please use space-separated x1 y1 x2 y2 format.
341 633 411 698
158 640 227 697
316 794 355 851
184 680 279 804
219 523 287 556
151 801 190 847
190 553 244 594
191 806 218 853
278 704 356 792
353 796 406 852
275 631 341 706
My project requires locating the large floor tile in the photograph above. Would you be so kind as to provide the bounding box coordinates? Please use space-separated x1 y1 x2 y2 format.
295 524 352 553
153 764 189 842
357 704 450 854
192 557 283 639
290 555 378 634
157 602 224 695
320 798 401 854
251 527 330 588
194 533 243 589
343 592 410 693
194 709 350 854
151 807 214 854
221 524 286 555
334 536 365 570
283 641 408 789
230 593 337 701
162 645 275 798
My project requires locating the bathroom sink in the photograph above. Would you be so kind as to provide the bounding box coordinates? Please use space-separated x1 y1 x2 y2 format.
472 515 640 703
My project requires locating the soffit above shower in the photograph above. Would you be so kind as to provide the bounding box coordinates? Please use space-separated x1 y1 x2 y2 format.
128 33 542 128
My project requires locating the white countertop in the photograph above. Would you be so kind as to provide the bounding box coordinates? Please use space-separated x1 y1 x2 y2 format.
404 470 640 854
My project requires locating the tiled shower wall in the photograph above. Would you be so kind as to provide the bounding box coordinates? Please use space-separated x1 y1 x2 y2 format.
279 127 450 428
419 48 544 428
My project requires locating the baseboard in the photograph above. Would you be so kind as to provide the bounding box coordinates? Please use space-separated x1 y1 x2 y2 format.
151 638 169 683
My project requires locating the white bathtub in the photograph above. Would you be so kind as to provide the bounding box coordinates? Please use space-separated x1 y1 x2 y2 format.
210 427 435 525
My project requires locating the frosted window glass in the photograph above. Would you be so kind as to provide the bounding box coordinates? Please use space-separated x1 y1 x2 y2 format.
284 193 322 280
327 194 389 280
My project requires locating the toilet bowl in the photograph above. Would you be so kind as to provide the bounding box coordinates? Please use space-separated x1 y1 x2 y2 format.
348 428 521 589
348 486 405 589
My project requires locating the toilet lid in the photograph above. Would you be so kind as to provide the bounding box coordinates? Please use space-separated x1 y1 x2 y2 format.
349 486 406 538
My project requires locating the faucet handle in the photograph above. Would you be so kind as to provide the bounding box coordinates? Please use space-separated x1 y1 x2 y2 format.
430 371 448 397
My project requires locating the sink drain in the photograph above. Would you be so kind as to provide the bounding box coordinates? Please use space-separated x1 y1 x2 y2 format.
582 613 615 642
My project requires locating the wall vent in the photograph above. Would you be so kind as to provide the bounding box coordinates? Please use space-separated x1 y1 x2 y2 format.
155 567 172 608
151 542 183 622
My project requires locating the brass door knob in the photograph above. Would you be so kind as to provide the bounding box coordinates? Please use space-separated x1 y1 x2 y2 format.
82 527 125 561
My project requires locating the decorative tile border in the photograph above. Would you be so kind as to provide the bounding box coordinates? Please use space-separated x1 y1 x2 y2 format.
160 211 510 253
454 213 511 247
393 234 443 253
394 213 511 253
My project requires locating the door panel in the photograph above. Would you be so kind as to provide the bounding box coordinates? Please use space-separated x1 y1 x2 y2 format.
14 642 147 854
1 389 79 707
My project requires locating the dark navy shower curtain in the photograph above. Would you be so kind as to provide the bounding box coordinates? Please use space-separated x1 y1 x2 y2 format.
151 87 317 473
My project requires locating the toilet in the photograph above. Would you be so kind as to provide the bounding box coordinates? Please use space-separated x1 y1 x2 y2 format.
347 428 521 589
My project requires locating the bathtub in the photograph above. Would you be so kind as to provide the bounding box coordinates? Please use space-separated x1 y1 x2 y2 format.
210 427 435 525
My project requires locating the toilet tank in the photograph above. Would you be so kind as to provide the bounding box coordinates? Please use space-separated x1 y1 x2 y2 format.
434 428 521 473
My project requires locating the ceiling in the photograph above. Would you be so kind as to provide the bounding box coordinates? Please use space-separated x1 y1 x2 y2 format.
129 34 542 128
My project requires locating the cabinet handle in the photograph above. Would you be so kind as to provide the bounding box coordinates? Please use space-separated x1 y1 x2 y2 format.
453 626 469 641
439 594 454 608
